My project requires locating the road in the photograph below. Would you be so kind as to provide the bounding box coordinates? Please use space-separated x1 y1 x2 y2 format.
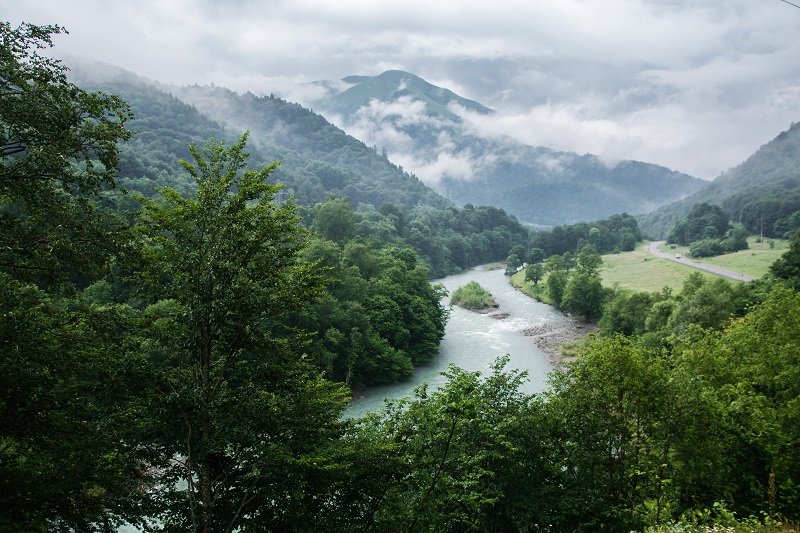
645 241 754 283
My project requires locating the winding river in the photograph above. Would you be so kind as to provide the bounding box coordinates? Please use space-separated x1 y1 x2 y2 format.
346 265 563 418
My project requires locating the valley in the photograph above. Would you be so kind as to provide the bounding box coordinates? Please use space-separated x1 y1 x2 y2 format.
3 15 800 533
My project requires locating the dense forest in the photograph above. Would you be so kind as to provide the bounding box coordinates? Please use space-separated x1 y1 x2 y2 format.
67 59 529 279
2 22 800 532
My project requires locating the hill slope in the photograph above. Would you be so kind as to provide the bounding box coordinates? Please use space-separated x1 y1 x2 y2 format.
639 122 800 238
67 59 447 210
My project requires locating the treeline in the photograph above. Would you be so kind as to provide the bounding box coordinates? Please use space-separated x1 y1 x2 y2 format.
667 202 749 257
530 212 641 257
295 236 447 389
308 197 529 278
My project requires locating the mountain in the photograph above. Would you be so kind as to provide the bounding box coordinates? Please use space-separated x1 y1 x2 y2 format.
313 70 706 226
62 59 535 278
437 139 704 226
639 122 800 239
66 59 447 211
318 69 493 121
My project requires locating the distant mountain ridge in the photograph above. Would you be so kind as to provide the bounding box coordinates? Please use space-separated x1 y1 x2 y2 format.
313 70 706 226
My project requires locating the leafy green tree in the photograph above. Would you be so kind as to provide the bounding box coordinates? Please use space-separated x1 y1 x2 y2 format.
505 252 522 275
689 237 725 257
667 278 737 333
355 358 548 531
545 337 679 530
600 291 654 336
312 196 357 244
525 263 544 285
723 223 749 252
561 271 605 320
561 247 606 320
1 22 132 287
0 277 155 531
547 269 568 307
668 203 730 246
770 230 800 290
1 22 148 531
134 135 349 532
675 287 800 518
527 247 546 264
545 254 565 273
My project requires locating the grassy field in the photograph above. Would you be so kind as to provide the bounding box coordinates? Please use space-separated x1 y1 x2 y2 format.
510 237 790 296
599 243 719 293
511 245 717 297
509 269 553 304
511 237 789 296
659 237 789 279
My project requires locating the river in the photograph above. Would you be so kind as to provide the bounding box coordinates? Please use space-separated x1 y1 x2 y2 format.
346 265 563 418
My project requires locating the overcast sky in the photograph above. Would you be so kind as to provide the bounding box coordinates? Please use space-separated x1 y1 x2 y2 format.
5 0 800 179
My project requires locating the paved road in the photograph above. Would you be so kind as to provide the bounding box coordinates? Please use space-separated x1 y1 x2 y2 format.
645 241 754 282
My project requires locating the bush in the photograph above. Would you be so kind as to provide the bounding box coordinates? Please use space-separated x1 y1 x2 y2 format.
689 238 726 257
451 281 496 310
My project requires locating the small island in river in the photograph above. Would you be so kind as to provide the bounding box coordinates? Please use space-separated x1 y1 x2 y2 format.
450 281 499 312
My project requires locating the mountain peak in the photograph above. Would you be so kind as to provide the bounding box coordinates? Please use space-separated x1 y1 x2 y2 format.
321 70 493 120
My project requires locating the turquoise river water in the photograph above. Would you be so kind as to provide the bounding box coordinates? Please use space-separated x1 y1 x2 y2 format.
346 265 562 418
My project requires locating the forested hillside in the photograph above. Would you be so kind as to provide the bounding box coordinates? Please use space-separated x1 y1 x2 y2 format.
69 60 446 209
640 122 800 239
66 60 529 278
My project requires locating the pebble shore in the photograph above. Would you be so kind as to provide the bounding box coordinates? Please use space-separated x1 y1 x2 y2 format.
522 316 597 363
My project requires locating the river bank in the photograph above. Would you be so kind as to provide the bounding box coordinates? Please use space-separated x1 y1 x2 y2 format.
346 266 558 417
505 270 597 363
522 315 596 364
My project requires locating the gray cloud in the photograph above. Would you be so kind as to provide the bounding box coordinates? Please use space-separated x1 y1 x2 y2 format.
4 0 800 179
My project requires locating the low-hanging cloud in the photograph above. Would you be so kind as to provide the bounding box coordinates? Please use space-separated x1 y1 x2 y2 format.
5 0 800 179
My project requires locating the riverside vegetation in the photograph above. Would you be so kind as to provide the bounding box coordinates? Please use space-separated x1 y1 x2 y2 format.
3 22 800 532
450 281 497 311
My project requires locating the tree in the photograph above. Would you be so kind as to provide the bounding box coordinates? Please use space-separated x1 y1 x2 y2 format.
1 22 132 287
668 203 730 246
525 263 544 286
561 247 605 320
312 197 357 244
134 135 349 532
545 337 679 530
547 269 568 307
561 270 605 320
0 276 156 531
1 23 146 531
674 287 800 518
599 291 654 336
355 358 547 530
527 247 546 265
770 230 800 290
